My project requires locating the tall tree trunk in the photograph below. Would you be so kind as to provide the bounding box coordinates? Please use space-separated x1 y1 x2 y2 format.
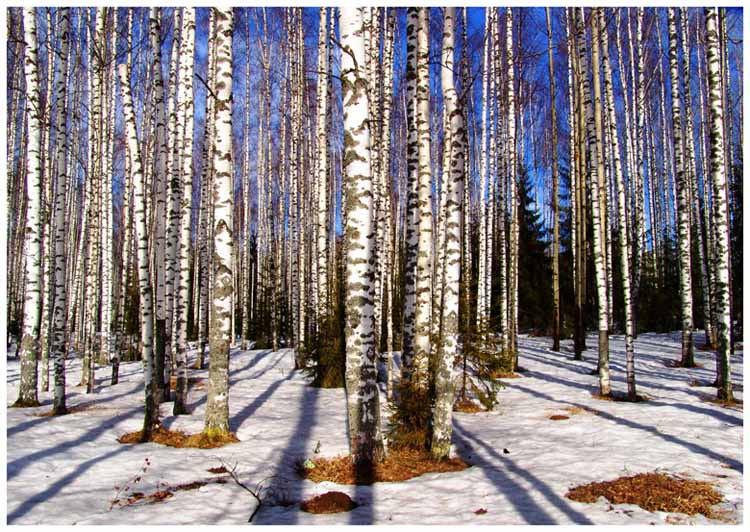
506 7 519 362
204 7 234 437
431 6 464 460
401 7 419 380
704 8 733 402
546 7 560 352
174 8 196 415
668 8 695 368
412 7 433 390
14 7 44 408
118 62 159 440
600 8 637 399
578 7 610 395
49 8 71 415
340 6 384 475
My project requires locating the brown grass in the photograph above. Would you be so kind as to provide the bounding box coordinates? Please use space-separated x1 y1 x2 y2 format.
207 466 229 474
169 377 206 391
489 370 521 379
300 491 356 514
703 396 743 410
117 427 240 448
299 448 470 485
591 391 649 403
566 472 723 518
453 398 485 414
548 414 570 421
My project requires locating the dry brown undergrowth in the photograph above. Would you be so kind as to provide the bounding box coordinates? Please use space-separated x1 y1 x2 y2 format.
566 472 723 518
702 395 743 410
590 391 649 403
117 427 240 448
453 398 485 414
169 377 206 391
299 448 470 485
300 491 356 514
489 370 521 379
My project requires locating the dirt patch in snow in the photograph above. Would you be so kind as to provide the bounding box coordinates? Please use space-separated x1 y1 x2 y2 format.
299 448 470 485
566 472 723 518
118 427 240 448
300 491 356 514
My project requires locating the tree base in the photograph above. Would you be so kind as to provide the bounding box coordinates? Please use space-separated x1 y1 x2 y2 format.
11 398 40 408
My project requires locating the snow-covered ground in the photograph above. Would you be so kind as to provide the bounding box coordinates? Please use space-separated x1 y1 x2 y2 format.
5 332 743 525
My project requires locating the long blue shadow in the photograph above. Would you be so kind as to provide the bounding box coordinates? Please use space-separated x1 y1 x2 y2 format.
8 445 130 523
503 380 743 473
253 383 321 524
7 405 142 481
7 384 144 439
453 421 592 524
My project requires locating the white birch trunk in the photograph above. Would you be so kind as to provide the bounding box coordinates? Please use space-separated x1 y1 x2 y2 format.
205 8 233 436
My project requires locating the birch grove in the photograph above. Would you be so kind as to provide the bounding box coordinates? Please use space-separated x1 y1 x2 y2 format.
6 6 742 469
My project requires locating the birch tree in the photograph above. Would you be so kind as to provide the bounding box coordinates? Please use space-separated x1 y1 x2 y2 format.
401 7 419 380
14 7 44 408
204 7 234 438
340 6 384 474
174 7 197 415
704 7 733 402
412 7 433 390
600 8 636 399
431 6 464 460
668 8 695 369
578 7 610 395
118 62 160 440
49 7 71 415
546 7 560 352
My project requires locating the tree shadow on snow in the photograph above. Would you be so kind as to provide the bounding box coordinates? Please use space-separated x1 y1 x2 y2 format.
502 380 743 473
510 351 743 428
252 382 321 524
7 383 144 439
187 350 279 413
6 403 142 481
452 421 592 524
7 446 130 523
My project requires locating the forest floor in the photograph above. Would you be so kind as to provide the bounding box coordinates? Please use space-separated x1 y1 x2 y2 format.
5 332 744 525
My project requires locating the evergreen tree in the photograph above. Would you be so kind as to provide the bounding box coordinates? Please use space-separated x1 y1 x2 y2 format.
513 166 552 335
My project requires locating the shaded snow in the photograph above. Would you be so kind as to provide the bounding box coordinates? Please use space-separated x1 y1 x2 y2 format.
5 332 743 524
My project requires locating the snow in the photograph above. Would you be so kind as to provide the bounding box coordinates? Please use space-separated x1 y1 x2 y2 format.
5 332 743 525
